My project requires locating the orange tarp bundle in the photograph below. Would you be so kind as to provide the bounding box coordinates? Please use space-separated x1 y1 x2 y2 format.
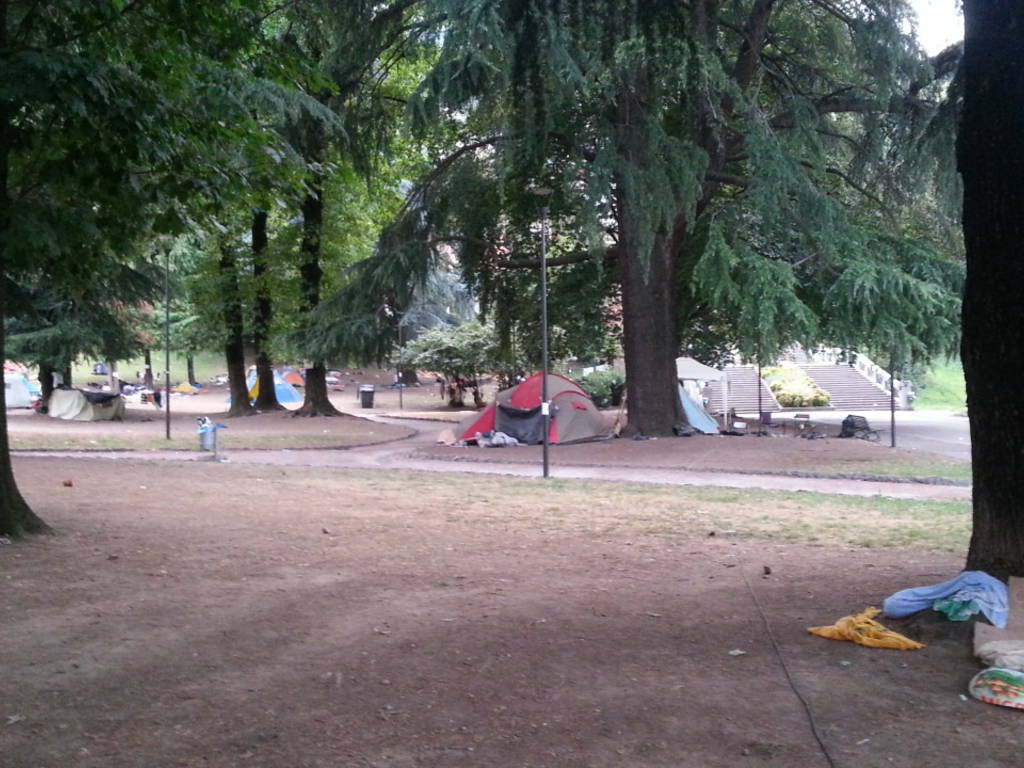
808 606 924 650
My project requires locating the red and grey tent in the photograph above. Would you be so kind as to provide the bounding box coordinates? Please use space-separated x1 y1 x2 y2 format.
455 372 611 445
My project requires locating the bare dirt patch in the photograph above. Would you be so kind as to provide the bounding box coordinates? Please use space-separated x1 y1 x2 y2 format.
7 388 414 451
1 457 1015 768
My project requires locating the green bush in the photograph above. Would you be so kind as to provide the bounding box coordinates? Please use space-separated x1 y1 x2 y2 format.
580 369 625 408
762 366 830 408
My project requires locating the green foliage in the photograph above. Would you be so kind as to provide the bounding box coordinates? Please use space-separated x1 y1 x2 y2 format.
376 0 965 436
912 357 966 411
580 369 625 409
762 365 831 408
398 321 498 382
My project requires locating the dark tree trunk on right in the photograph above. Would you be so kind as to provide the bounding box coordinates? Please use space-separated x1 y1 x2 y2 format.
960 0 1024 578
219 243 255 418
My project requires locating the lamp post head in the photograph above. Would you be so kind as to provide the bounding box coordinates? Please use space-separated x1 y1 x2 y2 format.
531 187 554 197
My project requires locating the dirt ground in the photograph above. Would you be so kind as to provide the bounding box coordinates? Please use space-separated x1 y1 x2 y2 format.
7 380 967 482
2 453 1018 768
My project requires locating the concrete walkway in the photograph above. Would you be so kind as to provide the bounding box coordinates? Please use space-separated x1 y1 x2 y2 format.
22 415 972 503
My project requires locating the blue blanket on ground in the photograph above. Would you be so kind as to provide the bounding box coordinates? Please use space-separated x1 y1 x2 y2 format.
882 571 1008 628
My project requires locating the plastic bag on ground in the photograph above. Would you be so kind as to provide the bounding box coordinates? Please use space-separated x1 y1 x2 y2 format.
969 667 1024 710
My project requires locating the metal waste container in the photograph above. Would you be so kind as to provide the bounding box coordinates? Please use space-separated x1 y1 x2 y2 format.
197 416 226 458
359 384 375 408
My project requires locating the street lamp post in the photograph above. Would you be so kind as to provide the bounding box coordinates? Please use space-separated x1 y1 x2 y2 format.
533 188 553 478
164 246 171 441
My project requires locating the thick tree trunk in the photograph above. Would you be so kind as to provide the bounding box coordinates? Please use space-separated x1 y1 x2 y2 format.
960 1 1024 578
186 355 197 386
618 227 685 436
0 4 49 536
219 244 255 418
293 181 340 417
614 79 684 436
250 208 282 411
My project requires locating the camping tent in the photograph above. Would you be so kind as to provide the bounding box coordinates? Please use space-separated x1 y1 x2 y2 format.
678 384 719 434
282 370 305 387
245 369 302 404
4 373 36 408
454 372 611 445
48 388 125 421
676 356 730 417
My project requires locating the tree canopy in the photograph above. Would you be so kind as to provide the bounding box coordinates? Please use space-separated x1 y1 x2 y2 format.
320 0 963 435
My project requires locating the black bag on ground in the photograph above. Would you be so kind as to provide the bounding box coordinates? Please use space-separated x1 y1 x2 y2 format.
840 414 870 438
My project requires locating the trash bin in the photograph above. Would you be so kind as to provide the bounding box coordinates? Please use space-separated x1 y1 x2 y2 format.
359 384 375 408
196 416 226 458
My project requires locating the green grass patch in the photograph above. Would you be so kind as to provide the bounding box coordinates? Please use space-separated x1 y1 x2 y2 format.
914 358 966 411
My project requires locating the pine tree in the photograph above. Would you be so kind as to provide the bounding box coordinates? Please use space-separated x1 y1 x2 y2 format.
359 0 962 435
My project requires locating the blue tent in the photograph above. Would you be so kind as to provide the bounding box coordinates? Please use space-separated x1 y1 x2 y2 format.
237 369 302 404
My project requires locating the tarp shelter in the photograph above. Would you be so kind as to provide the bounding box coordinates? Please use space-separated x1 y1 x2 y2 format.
678 384 719 434
676 356 730 418
48 388 125 421
245 369 302 404
4 373 36 408
454 372 610 445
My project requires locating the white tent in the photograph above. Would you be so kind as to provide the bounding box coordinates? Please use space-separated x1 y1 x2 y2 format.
4 373 35 408
48 389 125 421
675 356 730 418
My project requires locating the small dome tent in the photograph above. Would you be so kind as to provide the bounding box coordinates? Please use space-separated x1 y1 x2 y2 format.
455 373 611 445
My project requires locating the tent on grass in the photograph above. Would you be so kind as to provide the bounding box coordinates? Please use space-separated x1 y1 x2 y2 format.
282 370 305 387
4 372 36 408
454 372 611 445
245 369 302 404
48 388 125 421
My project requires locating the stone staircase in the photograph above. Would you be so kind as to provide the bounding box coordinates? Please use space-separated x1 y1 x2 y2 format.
706 366 780 415
797 364 899 410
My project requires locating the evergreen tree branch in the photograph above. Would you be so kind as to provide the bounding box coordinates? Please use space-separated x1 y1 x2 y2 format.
398 135 512 216
49 0 147 49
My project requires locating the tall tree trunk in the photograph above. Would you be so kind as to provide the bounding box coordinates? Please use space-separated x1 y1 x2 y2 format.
251 208 282 411
614 79 684 436
38 362 53 406
61 362 72 388
143 349 154 389
219 243 255 418
960 1 1024 578
186 354 197 386
293 178 340 417
0 23 50 535
618 225 685 436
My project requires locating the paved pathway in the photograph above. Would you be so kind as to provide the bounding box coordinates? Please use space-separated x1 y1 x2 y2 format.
22 415 971 503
